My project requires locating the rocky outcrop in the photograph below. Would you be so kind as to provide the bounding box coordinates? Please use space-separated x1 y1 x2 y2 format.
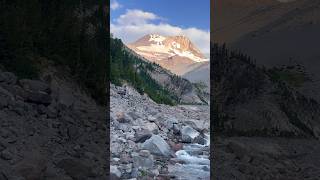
0 68 107 179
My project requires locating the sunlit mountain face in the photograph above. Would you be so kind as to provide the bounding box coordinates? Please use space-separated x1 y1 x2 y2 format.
128 34 209 76
213 0 320 101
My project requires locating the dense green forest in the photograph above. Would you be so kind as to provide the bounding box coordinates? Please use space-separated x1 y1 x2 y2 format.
110 36 178 105
0 0 107 104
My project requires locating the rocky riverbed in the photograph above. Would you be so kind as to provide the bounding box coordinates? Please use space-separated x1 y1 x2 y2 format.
110 84 210 179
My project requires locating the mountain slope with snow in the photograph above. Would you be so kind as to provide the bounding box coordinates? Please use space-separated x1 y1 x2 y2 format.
128 34 209 76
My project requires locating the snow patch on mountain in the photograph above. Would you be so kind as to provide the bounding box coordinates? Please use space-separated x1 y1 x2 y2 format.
149 34 166 45
133 34 208 63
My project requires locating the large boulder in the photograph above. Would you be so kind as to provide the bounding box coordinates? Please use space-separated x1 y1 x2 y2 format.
132 151 154 170
24 91 52 105
181 126 200 143
19 79 51 94
57 159 97 180
142 135 171 157
0 72 17 85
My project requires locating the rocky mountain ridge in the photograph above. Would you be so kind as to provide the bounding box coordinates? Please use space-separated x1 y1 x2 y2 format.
112 37 209 105
128 34 208 76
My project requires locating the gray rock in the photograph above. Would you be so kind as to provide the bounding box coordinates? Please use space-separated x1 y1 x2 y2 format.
134 133 152 143
227 141 250 160
127 112 140 120
116 112 132 123
0 95 9 109
0 149 13 160
0 72 17 85
142 135 171 157
143 122 158 134
132 154 154 169
19 79 51 94
147 115 157 122
118 124 131 132
193 134 206 145
57 159 97 180
110 165 122 178
130 167 139 178
165 118 178 129
57 88 75 108
24 91 52 105
0 86 14 98
173 124 180 135
139 150 151 157
181 126 200 143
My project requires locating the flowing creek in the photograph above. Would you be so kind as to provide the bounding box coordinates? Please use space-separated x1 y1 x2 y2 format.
167 105 210 180
169 133 210 180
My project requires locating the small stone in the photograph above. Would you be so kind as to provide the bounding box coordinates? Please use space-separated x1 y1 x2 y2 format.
147 115 157 122
143 122 158 134
173 124 180 135
1 149 13 160
150 168 159 177
139 150 151 157
132 154 154 169
116 112 132 123
134 131 152 143
181 126 200 143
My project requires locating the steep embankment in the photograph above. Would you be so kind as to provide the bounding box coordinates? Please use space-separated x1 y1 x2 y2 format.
212 43 320 180
0 67 107 179
110 84 210 179
212 44 320 138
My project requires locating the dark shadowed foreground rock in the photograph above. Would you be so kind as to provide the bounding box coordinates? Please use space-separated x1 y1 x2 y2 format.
213 137 320 180
19 79 51 94
57 159 96 180
0 69 107 179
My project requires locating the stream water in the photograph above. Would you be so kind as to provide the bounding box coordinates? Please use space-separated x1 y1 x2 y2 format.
168 134 210 180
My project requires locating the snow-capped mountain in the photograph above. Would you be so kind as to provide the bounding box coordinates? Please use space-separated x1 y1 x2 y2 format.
127 34 209 75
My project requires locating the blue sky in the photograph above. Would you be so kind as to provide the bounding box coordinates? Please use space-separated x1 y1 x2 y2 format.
110 0 210 55
111 0 210 30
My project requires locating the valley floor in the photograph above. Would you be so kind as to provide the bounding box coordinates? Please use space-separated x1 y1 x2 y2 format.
213 136 320 180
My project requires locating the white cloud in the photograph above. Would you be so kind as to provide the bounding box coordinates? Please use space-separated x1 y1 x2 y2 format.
111 9 210 56
116 9 160 25
111 0 122 10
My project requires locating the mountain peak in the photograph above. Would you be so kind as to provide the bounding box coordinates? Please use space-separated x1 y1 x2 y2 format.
127 34 208 75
